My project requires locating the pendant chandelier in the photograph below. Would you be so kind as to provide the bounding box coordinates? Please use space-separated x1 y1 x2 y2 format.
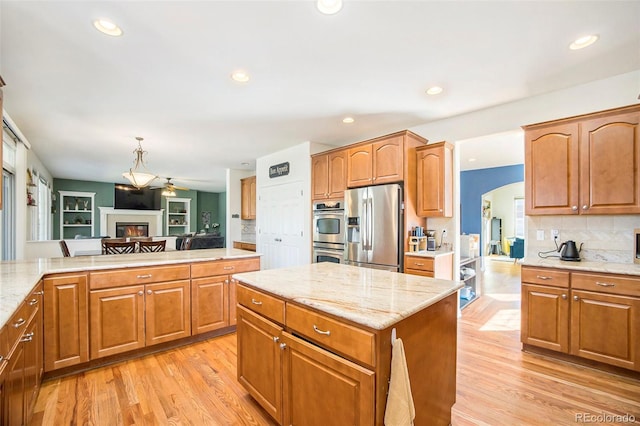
122 137 157 188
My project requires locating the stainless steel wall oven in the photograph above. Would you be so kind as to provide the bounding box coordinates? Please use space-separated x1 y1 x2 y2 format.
312 200 345 263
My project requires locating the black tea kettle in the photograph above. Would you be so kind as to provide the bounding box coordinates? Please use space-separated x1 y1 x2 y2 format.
558 240 583 261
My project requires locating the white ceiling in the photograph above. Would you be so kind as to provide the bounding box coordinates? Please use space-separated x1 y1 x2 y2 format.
1 1 638 192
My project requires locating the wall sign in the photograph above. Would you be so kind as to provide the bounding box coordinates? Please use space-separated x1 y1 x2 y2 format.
269 162 290 178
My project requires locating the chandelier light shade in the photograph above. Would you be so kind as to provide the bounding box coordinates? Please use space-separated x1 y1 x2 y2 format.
161 187 176 197
122 137 158 188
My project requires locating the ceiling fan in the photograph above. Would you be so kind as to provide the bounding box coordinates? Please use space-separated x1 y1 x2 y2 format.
155 177 189 196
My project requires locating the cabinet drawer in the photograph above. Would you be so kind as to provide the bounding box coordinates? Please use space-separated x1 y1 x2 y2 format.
237 284 285 324
191 258 260 278
89 265 190 289
6 302 31 353
404 268 434 278
521 267 569 288
404 256 434 272
572 272 640 297
286 304 375 367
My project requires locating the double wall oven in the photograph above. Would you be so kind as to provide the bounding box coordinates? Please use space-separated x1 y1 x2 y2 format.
312 200 345 264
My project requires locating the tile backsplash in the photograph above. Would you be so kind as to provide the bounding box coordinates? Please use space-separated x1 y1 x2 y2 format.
526 215 640 263
241 219 256 243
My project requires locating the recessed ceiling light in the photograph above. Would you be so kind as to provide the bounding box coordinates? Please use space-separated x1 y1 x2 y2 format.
468 158 477 162
231 71 250 83
241 162 250 166
317 0 343 15
342 117 355 124
569 35 599 50
426 86 443 95
93 19 123 37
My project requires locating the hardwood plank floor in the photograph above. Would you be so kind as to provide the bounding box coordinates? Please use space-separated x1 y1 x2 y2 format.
31 259 640 425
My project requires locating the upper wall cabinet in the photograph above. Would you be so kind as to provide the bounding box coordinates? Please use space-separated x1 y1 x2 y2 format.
347 135 404 188
524 104 640 215
416 142 453 217
311 150 347 201
241 176 256 220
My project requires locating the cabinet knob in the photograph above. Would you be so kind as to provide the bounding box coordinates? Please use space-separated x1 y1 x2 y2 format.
225 279 229 284
582 205 588 210
147 289 153 295
138 291 144 296
572 205 578 211
561 294 567 300
279 343 287 350
573 295 579 301
273 336 280 343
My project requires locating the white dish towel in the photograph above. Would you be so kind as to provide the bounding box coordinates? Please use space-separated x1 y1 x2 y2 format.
384 337 415 426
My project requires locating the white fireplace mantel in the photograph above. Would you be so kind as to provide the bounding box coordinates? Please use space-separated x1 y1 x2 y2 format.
99 207 164 237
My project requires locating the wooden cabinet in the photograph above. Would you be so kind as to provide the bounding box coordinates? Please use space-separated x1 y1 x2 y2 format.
237 305 284 424
241 176 257 220
233 241 256 251
347 135 404 188
416 141 453 217
311 150 347 200
521 266 640 371
404 252 453 280
43 273 89 372
89 266 191 359
3 282 43 426
524 104 640 215
191 257 261 330
191 276 229 334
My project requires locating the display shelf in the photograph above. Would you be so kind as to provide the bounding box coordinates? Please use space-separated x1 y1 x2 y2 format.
459 256 481 309
59 190 95 239
166 197 191 236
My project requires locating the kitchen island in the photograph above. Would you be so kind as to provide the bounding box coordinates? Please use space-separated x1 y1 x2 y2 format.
233 262 463 426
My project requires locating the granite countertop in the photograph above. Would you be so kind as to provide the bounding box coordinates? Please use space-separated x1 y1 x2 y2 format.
404 250 454 258
521 256 640 277
233 262 463 331
0 248 261 329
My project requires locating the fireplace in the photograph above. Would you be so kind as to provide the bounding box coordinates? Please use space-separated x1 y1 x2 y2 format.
116 222 149 238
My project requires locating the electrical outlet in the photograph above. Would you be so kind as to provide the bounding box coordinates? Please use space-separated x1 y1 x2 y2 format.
536 230 545 241
551 229 559 240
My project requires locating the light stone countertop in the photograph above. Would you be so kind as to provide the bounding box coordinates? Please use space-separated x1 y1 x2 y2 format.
521 256 640 276
0 248 260 329
404 250 454 258
233 262 463 331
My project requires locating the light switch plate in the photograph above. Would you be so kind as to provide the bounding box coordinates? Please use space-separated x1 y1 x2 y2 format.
536 230 545 241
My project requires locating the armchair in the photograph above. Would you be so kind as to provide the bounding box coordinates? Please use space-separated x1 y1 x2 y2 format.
509 238 524 263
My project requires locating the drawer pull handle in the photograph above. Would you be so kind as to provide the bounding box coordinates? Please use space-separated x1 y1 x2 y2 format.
251 298 263 306
28 298 38 306
13 318 26 328
536 275 552 280
136 274 153 279
20 332 34 343
34 291 44 296
595 282 615 287
415 263 425 266
223 266 235 270
313 325 331 336
0 355 3 362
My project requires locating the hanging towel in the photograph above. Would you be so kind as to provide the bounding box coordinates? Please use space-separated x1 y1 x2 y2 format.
384 337 415 426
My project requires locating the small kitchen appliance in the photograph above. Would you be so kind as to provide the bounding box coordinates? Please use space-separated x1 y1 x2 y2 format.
426 230 436 251
558 240 582 261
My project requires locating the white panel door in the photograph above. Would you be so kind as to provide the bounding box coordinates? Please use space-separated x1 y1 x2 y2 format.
258 181 306 270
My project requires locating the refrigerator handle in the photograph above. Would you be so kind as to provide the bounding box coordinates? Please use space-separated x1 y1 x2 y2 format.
367 197 373 252
362 197 368 250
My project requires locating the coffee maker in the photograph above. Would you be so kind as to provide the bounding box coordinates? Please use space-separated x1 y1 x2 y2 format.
426 230 436 251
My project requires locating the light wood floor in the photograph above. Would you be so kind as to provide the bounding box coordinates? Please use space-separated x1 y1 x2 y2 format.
31 260 640 425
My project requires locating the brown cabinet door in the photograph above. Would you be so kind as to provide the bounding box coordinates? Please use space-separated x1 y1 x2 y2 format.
416 142 453 217
327 150 347 198
22 313 40 423
521 283 569 352
90 285 145 359
249 176 257 218
4 342 25 426
580 111 640 214
241 176 257 219
44 274 89 371
525 123 579 215
371 136 403 185
347 144 373 188
312 154 329 199
145 280 191 346
281 331 375 426
191 276 229 334
570 290 640 371
229 277 238 326
237 305 283 424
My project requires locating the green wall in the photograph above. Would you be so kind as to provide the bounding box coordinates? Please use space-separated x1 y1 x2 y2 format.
53 178 224 240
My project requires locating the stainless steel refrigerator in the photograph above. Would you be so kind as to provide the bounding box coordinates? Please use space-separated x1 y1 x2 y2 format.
344 183 403 271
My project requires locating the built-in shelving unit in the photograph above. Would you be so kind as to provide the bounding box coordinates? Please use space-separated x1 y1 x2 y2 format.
460 257 481 309
59 190 95 239
166 197 191 236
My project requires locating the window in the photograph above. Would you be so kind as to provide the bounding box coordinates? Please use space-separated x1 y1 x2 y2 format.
514 197 525 238
36 174 52 240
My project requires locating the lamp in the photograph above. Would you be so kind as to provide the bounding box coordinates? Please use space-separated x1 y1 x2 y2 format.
122 137 157 188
